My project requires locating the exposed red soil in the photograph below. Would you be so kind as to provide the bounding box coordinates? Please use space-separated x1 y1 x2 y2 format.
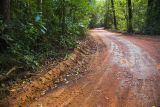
2 29 160 107
30 29 160 107
0 37 98 107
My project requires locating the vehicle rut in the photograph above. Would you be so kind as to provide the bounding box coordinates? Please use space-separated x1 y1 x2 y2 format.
30 29 160 107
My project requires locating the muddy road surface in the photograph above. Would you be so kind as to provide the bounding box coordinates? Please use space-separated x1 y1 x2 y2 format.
30 29 160 107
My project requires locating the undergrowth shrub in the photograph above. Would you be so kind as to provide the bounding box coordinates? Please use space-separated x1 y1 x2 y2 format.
0 0 93 75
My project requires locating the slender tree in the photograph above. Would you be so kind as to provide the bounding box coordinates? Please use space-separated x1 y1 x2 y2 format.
111 0 117 29
0 0 10 52
145 0 160 34
0 1 3 17
127 0 133 33
37 0 43 14
36 0 43 22
104 0 108 28
104 0 112 28
61 0 66 36
0 0 11 22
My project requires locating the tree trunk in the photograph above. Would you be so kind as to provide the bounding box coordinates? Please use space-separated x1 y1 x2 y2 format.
61 0 65 36
111 0 117 29
37 0 43 13
0 0 11 22
127 0 133 33
145 0 160 34
0 1 3 18
36 0 43 22
104 0 111 28
0 0 10 52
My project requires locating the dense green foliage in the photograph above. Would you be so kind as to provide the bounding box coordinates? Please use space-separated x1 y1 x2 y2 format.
0 0 160 74
103 0 148 32
102 0 160 34
89 1 105 28
93 0 160 34
0 0 95 72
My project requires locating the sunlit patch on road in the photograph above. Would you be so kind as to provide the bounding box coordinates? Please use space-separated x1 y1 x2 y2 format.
120 58 129 65
120 58 133 67
156 64 160 70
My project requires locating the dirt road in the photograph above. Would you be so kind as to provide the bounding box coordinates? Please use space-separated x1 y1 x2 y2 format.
30 29 160 107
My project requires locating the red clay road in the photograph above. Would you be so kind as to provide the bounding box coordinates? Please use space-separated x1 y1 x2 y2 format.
30 29 160 107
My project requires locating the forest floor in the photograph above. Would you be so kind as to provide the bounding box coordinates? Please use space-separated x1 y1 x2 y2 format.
1 29 160 107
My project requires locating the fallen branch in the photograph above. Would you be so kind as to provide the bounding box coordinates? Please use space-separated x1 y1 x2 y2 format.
0 66 22 81
27 72 41 76
6 66 17 76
